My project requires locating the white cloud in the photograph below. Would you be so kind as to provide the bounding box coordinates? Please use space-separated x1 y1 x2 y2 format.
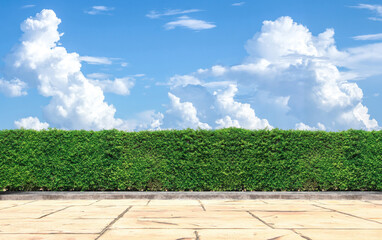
89 77 134 95
85 6 114 15
0 78 27 97
167 93 211 129
232 2 245 7
164 16 216 30
22 5 36 9
168 74 201 88
295 122 325 131
214 84 272 129
79 56 112 65
353 33 382 41
369 17 382 22
146 9 202 19
167 16 379 131
2 9 159 131
216 116 240 128
14 117 49 130
355 4 382 16
86 73 111 79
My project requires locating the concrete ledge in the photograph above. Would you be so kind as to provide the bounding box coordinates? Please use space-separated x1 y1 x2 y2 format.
0 191 381 200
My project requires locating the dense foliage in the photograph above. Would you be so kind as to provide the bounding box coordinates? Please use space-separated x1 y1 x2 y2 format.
0 129 381 191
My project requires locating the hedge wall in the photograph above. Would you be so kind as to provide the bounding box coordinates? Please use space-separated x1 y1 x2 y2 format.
0 129 381 191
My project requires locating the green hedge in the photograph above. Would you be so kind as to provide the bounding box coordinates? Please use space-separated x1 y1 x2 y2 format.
0 129 381 191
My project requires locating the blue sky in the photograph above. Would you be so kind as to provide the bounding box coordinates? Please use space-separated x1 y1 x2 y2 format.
0 0 382 131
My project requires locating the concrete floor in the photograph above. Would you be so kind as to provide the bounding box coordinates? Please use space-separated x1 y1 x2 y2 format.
0 199 381 239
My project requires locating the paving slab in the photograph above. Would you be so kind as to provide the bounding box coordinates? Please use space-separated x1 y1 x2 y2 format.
148 200 200 206
1 198 382 239
98 229 196 240
0 234 98 240
313 203 382 223
0 218 112 233
203 203 327 212
250 211 382 229
111 216 269 229
91 199 149 206
44 205 130 219
0 205 68 219
197 229 305 240
130 205 204 212
123 210 252 219
295 229 382 240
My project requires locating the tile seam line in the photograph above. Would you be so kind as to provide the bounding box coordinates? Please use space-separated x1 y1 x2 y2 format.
94 206 132 240
312 204 382 225
38 206 72 219
291 229 313 240
246 211 275 229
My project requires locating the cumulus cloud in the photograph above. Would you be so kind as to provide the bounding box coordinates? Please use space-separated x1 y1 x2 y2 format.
146 9 202 19
14 117 49 130
353 33 382 41
295 122 325 131
166 16 379 131
85 6 114 15
167 93 211 129
0 78 27 97
164 16 216 30
214 84 272 129
89 77 134 95
3 9 161 131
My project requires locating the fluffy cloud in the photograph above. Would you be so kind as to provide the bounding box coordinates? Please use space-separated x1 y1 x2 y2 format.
295 122 325 131
164 16 216 30
167 93 211 129
3 9 161 131
14 117 49 130
166 16 379 131
89 77 134 95
214 84 272 129
0 78 27 97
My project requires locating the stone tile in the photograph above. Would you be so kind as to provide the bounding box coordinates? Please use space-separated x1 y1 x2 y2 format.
0 218 111 233
123 210 252 219
0 201 34 209
130 205 204 212
112 216 268 229
92 199 149 206
262 200 316 205
148 200 200 206
204 204 327 212
98 229 196 240
45 205 129 219
295 229 382 240
251 211 382 229
367 200 382 205
317 204 382 223
198 229 305 240
314 200 373 205
24 200 97 206
0 205 68 219
0 234 98 240
201 200 266 205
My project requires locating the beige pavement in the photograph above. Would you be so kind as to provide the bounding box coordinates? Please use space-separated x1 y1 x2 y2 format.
0 199 381 239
